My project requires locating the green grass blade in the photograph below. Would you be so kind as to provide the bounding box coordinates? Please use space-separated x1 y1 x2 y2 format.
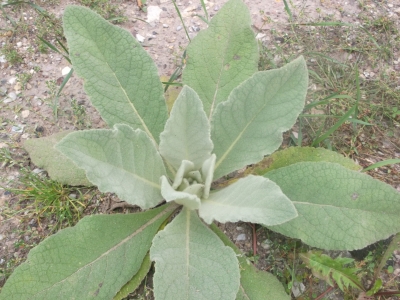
199 0 208 22
362 159 400 172
296 21 353 27
282 0 292 20
172 0 191 42
311 105 356 146
304 93 353 110
359 25 381 49
306 52 349 67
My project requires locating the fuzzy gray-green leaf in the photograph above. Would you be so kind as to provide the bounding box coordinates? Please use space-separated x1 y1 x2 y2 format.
199 175 297 225
56 124 166 209
266 161 400 250
63 6 168 144
24 131 91 186
182 0 258 118
159 86 213 170
0 204 176 300
150 208 240 300
212 56 308 179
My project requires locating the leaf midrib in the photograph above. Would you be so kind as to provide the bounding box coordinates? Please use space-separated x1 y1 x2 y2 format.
214 67 298 173
71 17 158 146
34 204 177 297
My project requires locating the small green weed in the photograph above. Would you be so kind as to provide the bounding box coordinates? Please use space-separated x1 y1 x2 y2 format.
0 43 23 65
70 98 91 129
16 72 33 90
8 169 87 230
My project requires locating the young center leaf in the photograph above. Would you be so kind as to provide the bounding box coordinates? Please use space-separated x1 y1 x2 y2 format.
211 56 308 179
0 204 177 300
182 0 258 118
150 208 240 300
266 162 400 250
63 6 168 144
199 175 297 225
56 124 166 209
159 85 213 170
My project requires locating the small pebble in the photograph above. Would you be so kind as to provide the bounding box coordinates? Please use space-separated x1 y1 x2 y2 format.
236 233 246 241
176 25 182 31
163 24 169 28
21 110 29 118
136 34 145 43
61 66 71 76
14 82 22 91
11 125 24 133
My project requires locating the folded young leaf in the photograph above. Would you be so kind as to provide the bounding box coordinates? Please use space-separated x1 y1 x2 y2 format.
63 6 168 144
159 86 213 170
0 204 176 300
160 175 201 210
199 175 297 225
24 131 91 186
150 208 240 300
211 56 308 180
56 124 166 209
182 0 258 118
266 162 400 250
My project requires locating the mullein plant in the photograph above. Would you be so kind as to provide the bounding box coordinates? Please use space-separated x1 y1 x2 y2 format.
1 0 400 299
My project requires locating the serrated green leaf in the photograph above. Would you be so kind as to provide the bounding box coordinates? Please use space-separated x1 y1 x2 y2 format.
23 131 91 186
300 251 363 292
266 162 400 250
246 146 361 176
63 6 168 144
150 208 240 300
211 56 308 179
0 204 177 300
199 175 297 225
159 86 213 170
209 224 290 300
56 124 166 209
182 0 258 118
113 253 152 300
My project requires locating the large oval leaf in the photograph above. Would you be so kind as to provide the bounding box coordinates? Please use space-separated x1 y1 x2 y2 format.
150 208 240 300
63 6 168 144
24 131 91 186
182 0 258 118
245 146 361 176
56 124 166 209
211 56 308 179
265 162 400 250
0 204 177 300
199 175 297 225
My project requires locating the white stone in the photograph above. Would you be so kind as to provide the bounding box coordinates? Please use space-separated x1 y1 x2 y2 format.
147 6 162 23
136 34 145 43
61 66 71 76
21 110 30 118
